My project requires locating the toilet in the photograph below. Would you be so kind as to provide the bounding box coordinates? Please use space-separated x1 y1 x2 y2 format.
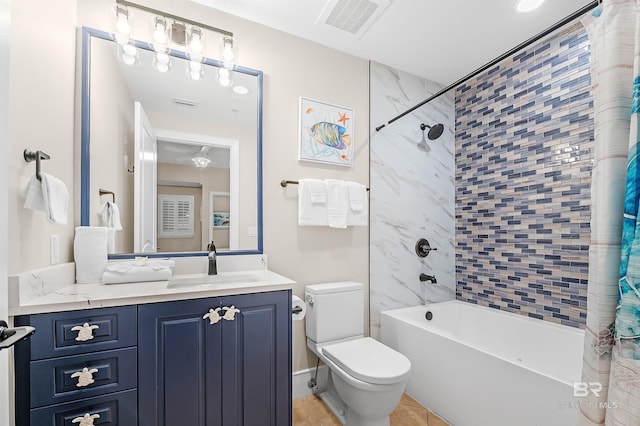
305 282 411 426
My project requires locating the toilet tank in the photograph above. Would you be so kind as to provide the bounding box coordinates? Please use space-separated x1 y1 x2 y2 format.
305 281 364 344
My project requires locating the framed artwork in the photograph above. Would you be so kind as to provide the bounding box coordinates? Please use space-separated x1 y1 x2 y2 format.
213 212 230 228
298 97 355 167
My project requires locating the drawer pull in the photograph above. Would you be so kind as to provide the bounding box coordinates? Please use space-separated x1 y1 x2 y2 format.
72 413 100 426
71 323 99 341
203 307 222 325
222 306 240 321
70 367 99 387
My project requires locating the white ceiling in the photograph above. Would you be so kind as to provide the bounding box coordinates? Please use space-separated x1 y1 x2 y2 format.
191 0 594 85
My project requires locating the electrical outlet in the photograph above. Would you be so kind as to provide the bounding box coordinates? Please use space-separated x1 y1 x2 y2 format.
50 234 60 264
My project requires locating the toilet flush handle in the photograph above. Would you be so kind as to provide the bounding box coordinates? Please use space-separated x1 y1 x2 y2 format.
305 295 314 306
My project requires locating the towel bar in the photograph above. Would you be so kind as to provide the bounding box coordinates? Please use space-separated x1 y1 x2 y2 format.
280 179 369 191
23 149 50 181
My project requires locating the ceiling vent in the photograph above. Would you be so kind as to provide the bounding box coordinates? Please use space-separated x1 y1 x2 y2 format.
171 97 199 107
318 0 391 38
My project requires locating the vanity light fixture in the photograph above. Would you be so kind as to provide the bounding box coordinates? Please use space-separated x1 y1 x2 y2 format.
114 0 236 79
192 156 210 168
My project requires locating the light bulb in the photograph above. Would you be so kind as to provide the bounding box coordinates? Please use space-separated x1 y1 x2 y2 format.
116 7 131 35
218 76 231 87
189 61 202 72
122 44 137 57
222 44 233 61
156 52 170 65
155 62 170 73
115 32 129 46
153 28 168 44
190 34 203 53
190 70 203 80
122 54 136 66
218 68 230 79
223 60 235 71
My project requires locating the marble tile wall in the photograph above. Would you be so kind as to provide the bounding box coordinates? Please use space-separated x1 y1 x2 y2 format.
369 62 456 338
454 23 593 328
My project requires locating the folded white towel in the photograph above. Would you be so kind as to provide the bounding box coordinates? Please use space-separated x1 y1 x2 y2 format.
99 201 123 231
74 227 108 284
298 179 329 226
326 179 348 229
23 173 69 225
346 182 368 227
102 266 172 284
102 258 175 284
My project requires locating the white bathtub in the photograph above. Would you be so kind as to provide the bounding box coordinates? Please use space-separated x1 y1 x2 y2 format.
380 300 585 426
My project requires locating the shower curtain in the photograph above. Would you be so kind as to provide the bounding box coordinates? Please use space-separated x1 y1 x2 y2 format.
577 1 640 424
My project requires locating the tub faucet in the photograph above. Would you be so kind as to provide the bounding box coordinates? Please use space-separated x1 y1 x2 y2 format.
420 273 437 284
207 241 217 275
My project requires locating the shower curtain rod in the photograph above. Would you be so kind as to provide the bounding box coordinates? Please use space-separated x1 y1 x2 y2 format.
375 0 600 132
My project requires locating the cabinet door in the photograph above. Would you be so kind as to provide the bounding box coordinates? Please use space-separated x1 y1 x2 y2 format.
138 298 223 426
220 291 291 426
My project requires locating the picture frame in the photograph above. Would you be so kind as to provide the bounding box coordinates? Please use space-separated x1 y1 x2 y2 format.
298 97 355 167
213 212 230 228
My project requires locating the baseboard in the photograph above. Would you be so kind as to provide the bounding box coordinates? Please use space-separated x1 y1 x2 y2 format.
292 365 329 399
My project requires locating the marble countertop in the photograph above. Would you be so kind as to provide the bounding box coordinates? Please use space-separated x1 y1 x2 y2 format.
8 256 297 316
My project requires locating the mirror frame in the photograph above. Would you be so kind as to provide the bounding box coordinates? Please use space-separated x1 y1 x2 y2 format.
80 27 263 258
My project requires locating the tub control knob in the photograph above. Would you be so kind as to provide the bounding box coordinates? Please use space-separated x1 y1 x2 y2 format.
415 238 437 258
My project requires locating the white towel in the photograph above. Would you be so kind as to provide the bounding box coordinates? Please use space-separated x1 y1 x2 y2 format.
99 202 123 231
107 228 116 254
102 258 175 284
347 182 368 227
22 173 69 225
298 179 328 226
326 179 348 229
74 227 108 284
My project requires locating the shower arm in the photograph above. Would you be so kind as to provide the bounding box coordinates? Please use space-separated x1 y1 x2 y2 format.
375 0 599 132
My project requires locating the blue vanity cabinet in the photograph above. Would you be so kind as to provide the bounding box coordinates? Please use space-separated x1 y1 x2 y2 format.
14 305 138 426
138 290 292 426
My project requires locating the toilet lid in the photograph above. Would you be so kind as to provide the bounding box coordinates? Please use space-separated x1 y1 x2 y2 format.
321 337 411 385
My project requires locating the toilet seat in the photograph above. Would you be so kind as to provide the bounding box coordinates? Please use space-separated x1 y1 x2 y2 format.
321 337 411 385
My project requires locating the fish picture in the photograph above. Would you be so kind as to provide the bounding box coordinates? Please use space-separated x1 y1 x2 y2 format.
299 97 355 166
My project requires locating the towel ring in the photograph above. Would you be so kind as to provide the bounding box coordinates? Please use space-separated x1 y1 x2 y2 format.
99 189 116 203
24 149 50 181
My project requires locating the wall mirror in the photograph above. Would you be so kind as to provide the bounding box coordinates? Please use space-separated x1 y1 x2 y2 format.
80 27 263 258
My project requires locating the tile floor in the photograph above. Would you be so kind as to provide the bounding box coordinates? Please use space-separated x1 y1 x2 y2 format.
293 393 449 426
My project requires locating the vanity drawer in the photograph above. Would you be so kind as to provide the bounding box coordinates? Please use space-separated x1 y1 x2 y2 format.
15 305 137 360
28 389 137 426
30 347 137 409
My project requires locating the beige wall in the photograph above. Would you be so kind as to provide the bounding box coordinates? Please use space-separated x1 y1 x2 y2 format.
10 0 369 372
8 0 77 274
89 37 135 253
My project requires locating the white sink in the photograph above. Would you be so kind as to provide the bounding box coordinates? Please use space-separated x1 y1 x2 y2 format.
167 272 264 288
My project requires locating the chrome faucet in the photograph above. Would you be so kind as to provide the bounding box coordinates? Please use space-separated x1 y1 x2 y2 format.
207 241 217 275
420 273 437 284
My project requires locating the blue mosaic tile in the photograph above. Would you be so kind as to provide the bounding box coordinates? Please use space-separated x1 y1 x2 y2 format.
455 24 593 329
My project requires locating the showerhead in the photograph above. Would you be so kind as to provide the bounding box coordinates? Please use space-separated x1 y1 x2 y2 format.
420 123 444 140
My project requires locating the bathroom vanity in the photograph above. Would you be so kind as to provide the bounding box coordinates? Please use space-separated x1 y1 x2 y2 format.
9 261 295 426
